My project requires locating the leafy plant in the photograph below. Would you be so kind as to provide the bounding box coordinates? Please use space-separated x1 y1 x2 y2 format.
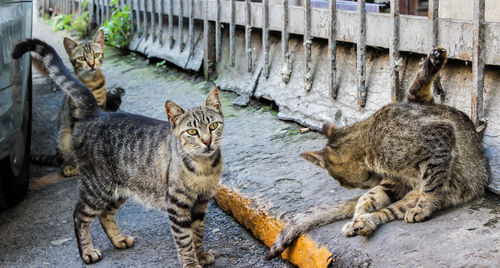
52 14 72 31
156 60 167 68
101 0 131 49
69 11 89 38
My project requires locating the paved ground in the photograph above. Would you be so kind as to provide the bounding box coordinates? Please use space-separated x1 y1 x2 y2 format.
0 16 291 267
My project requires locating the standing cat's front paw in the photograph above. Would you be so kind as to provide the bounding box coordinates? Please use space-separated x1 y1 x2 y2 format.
112 235 134 249
81 248 102 264
341 221 357 237
352 215 376 236
197 251 215 266
405 206 430 223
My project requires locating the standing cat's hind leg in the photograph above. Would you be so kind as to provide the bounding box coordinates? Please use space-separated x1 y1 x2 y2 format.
99 198 134 249
74 200 104 264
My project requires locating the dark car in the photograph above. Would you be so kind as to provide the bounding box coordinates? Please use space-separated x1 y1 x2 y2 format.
0 0 33 209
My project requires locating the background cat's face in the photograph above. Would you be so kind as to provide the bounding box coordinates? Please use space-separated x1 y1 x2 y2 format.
63 30 105 76
166 88 224 156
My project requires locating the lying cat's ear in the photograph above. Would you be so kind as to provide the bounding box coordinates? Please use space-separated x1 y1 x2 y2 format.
165 101 185 126
300 151 325 168
93 30 105 48
322 123 336 137
63 37 78 56
204 86 222 113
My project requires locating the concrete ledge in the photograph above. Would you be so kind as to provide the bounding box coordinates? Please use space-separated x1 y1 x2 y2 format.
215 185 334 268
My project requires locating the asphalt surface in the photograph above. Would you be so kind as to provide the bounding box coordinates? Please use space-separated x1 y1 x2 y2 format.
0 16 291 268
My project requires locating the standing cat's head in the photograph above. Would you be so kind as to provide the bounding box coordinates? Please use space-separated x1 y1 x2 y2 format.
301 123 380 190
63 30 105 76
165 87 224 156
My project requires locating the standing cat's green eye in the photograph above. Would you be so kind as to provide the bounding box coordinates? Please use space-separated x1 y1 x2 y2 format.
209 122 218 131
94 53 101 57
77 56 85 61
187 129 198 135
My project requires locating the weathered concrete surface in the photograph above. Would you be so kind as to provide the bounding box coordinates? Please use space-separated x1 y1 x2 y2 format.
212 30 500 194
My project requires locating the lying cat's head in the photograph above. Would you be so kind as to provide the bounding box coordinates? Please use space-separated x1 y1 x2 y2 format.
165 87 224 156
63 30 104 76
301 124 381 189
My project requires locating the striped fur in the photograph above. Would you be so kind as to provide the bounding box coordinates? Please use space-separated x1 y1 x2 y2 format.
267 47 488 260
13 40 223 267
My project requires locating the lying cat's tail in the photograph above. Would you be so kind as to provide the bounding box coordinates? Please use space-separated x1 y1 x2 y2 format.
406 47 447 104
12 39 99 120
265 196 359 260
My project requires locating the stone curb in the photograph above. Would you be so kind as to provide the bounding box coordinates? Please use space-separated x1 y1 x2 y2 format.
215 185 334 268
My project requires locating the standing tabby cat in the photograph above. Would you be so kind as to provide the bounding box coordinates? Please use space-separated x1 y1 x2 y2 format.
31 30 125 177
14 39 223 267
266 47 489 260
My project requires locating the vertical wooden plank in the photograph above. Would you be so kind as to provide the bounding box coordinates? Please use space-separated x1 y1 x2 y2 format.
136 0 141 35
189 0 195 54
230 0 235 66
303 0 313 91
96 0 100 25
169 0 174 48
129 0 134 35
179 0 184 51
281 0 291 83
215 0 221 63
329 0 337 98
357 0 367 107
263 0 269 78
204 0 216 78
151 0 156 42
101 0 105 24
106 0 110 22
143 0 149 40
78 0 82 16
159 0 164 45
472 0 485 127
245 0 252 73
89 0 95 28
390 0 400 103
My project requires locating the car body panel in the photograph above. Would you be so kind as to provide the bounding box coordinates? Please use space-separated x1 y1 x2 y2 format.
0 0 32 160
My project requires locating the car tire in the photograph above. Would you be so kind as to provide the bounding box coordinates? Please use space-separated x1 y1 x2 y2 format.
0 69 32 210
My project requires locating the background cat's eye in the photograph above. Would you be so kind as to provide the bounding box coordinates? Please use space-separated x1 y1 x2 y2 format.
187 129 198 135
209 122 218 131
94 53 101 57
77 56 85 61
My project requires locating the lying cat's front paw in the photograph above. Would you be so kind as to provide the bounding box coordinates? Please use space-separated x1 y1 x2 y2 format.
341 221 357 237
112 235 134 249
81 248 102 264
198 251 215 266
429 47 447 66
405 206 430 223
352 216 376 236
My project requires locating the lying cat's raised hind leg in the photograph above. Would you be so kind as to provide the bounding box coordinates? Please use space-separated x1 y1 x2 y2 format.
99 198 134 250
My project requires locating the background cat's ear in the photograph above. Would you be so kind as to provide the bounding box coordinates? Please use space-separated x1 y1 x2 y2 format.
93 30 105 48
300 151 326 168
322 123 336 137
165 101 185 125
204 86 222 113
63 37 78 57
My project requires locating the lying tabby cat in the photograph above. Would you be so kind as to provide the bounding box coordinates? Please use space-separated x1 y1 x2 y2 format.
14 39 223 267
266 47 489 260
31 30 125 177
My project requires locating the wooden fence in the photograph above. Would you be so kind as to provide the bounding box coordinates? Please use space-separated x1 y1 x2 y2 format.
41 0 497 128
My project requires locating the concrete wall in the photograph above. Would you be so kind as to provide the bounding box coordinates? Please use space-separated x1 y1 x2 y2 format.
440 0 500 22
213 29 500 194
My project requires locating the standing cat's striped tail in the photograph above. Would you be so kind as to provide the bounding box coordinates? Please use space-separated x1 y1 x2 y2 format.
12 39 99 120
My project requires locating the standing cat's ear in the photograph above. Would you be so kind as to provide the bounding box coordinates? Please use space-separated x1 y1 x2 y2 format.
322 123 336 137
300 151 326 168
63 37 78 57
93 30 105 49
165 101 186 126
204 86 222 113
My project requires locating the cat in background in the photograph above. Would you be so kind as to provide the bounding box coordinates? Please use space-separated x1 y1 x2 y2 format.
14 39 224 267
266 47 489 260
31 30 125 177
